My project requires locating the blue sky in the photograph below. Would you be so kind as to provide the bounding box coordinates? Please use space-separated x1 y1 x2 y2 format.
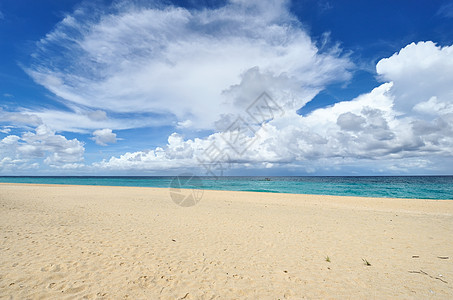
1 0 453 175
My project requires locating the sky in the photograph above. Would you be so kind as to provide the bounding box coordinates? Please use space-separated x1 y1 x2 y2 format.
1 0 453 176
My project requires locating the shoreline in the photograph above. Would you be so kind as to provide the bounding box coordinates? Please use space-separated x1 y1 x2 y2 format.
1 182 451 202
1 183 452 298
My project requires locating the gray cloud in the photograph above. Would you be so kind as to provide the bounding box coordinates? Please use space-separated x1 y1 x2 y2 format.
337 112 365 131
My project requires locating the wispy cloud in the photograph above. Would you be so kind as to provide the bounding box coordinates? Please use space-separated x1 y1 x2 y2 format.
26 0 352 131
0 106 173 134
437 2 453 18
0 126 12 134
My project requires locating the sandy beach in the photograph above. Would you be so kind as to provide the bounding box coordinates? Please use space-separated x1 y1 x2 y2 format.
0 183 452 299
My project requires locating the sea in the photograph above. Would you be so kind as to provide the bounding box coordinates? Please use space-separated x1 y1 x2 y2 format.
0 176 452 200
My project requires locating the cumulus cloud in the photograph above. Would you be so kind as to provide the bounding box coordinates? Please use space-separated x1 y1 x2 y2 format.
91 128 118 146
96 42 453 174
26 0 351 131
8 0 453 174
0 125 85 172
376 41 453 116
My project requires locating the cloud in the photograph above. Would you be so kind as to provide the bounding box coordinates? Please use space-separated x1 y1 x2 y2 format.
9 0 453 174
376 41 453 116
91 128 118 146
31 109 170 133
0 108 43 127
95 42 453 174
177 119 193 129
437 2 453 18
0 124 85 172
0 126 12 134
26 0 352 131
0 106 171 134
336 112 366 132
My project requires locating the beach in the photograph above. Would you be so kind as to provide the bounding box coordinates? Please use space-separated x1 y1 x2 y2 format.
1 183 452 299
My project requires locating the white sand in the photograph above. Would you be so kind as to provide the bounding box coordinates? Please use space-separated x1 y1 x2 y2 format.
1 183 452 299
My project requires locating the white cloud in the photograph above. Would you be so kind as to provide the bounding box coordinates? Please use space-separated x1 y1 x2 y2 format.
376 41 453 116
91 128 118 146
0 126 12 134
177 120 193 129
0 124 85 172
26 0 351 131
95 42 453 174
413 96 453 115
8 0 453 174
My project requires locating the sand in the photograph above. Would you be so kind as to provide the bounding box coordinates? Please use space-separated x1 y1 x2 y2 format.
1 183 452 299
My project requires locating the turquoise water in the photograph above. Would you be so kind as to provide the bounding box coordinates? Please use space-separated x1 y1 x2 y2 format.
0 176 452 200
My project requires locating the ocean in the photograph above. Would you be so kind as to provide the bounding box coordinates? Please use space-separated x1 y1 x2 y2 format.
0 176 452 200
